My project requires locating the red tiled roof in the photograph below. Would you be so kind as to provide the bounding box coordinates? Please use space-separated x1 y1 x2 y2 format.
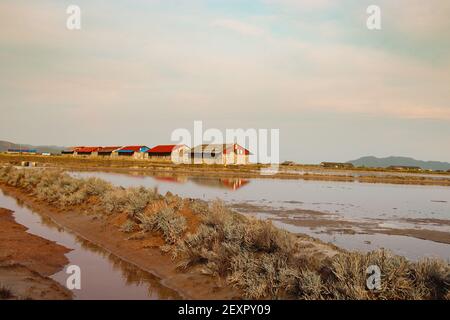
231 144 251 155
74 146 100 153
148 145 180 153
119 146 147 152
97 146 121 153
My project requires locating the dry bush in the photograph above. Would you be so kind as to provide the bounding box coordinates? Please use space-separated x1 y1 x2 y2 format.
0 284 13 300
165 192 184 211
410 258 450 299
5 169 25 187
138 206 187 244
175 200 301 298
101 188 128 213
227 251 294 299
84 177 113 196
325 250 413 299
120 219 137 233
279 267 323 300
18 170 41 190
124 186 160 218
189 199 209 215
324 250 450 300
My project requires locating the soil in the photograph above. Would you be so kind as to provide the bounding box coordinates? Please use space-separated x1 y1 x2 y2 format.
0 207 73 300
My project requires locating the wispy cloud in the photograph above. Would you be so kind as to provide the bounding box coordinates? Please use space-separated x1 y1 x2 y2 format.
211 19 265 37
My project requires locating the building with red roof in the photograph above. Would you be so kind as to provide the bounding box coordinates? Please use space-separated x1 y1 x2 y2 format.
147 144 189 163
112 145 150 159
73 146 101 156
190 143 250 165
96 146 122 157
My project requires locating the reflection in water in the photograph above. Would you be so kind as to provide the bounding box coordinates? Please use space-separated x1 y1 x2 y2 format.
190 177 250 190
118 171 249 190
0 189 181 300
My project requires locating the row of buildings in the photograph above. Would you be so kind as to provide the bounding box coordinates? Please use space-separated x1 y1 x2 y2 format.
61 144 251 165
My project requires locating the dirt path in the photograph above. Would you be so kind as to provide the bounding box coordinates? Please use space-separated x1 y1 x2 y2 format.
0 208 73 300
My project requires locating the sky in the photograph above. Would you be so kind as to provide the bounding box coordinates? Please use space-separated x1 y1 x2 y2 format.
1 0 449 163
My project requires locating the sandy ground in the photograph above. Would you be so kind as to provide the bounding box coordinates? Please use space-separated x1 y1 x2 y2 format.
1 154 450 186
0 208 73 300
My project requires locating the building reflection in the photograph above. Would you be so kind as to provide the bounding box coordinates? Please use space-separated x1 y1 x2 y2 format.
189 177 250 190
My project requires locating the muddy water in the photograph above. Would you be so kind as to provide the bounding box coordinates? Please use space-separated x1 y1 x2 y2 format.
71 171 450 261
0 190 181 300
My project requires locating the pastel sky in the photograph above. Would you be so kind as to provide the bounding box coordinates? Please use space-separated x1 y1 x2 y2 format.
1 0 449 163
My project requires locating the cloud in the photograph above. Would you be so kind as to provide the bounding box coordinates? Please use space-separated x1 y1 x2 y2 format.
211 19 265 37
1 0 450 125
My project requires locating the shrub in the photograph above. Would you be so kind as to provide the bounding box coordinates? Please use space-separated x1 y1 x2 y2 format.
101 188 128 213
84 177 113 196
189 199 209 215
124 187 159 218
410 258 450 299
120 219 137 233
0 285 13 300
138 206 186 244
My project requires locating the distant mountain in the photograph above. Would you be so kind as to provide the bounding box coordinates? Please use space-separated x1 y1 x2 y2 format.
0 140 65 154
348 156 450 171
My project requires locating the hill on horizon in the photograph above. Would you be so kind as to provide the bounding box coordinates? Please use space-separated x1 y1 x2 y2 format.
0 140 65 154
348 156 450 171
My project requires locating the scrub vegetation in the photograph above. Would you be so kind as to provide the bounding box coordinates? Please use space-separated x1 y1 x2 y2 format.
0 284 13 300
0 166 449 300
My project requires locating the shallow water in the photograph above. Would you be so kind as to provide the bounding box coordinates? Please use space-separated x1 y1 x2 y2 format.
71 171 450 260
0 190 181 300
282 168 450 180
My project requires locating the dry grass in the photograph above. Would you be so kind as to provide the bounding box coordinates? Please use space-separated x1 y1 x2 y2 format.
0 284 13 300
138 206 187 244
1 166 449 300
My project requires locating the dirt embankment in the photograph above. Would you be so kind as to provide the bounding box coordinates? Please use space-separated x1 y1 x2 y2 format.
0 208 73 300
0 183 339 300
0 185 242 299
2 153 450 187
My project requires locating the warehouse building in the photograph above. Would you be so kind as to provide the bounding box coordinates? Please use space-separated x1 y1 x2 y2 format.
190 143 250 165
112 146 150 159
147 144 190 163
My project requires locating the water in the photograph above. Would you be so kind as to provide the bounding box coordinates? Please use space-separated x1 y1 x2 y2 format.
0 189 181 300
71 171 450 260
282 168 450 180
